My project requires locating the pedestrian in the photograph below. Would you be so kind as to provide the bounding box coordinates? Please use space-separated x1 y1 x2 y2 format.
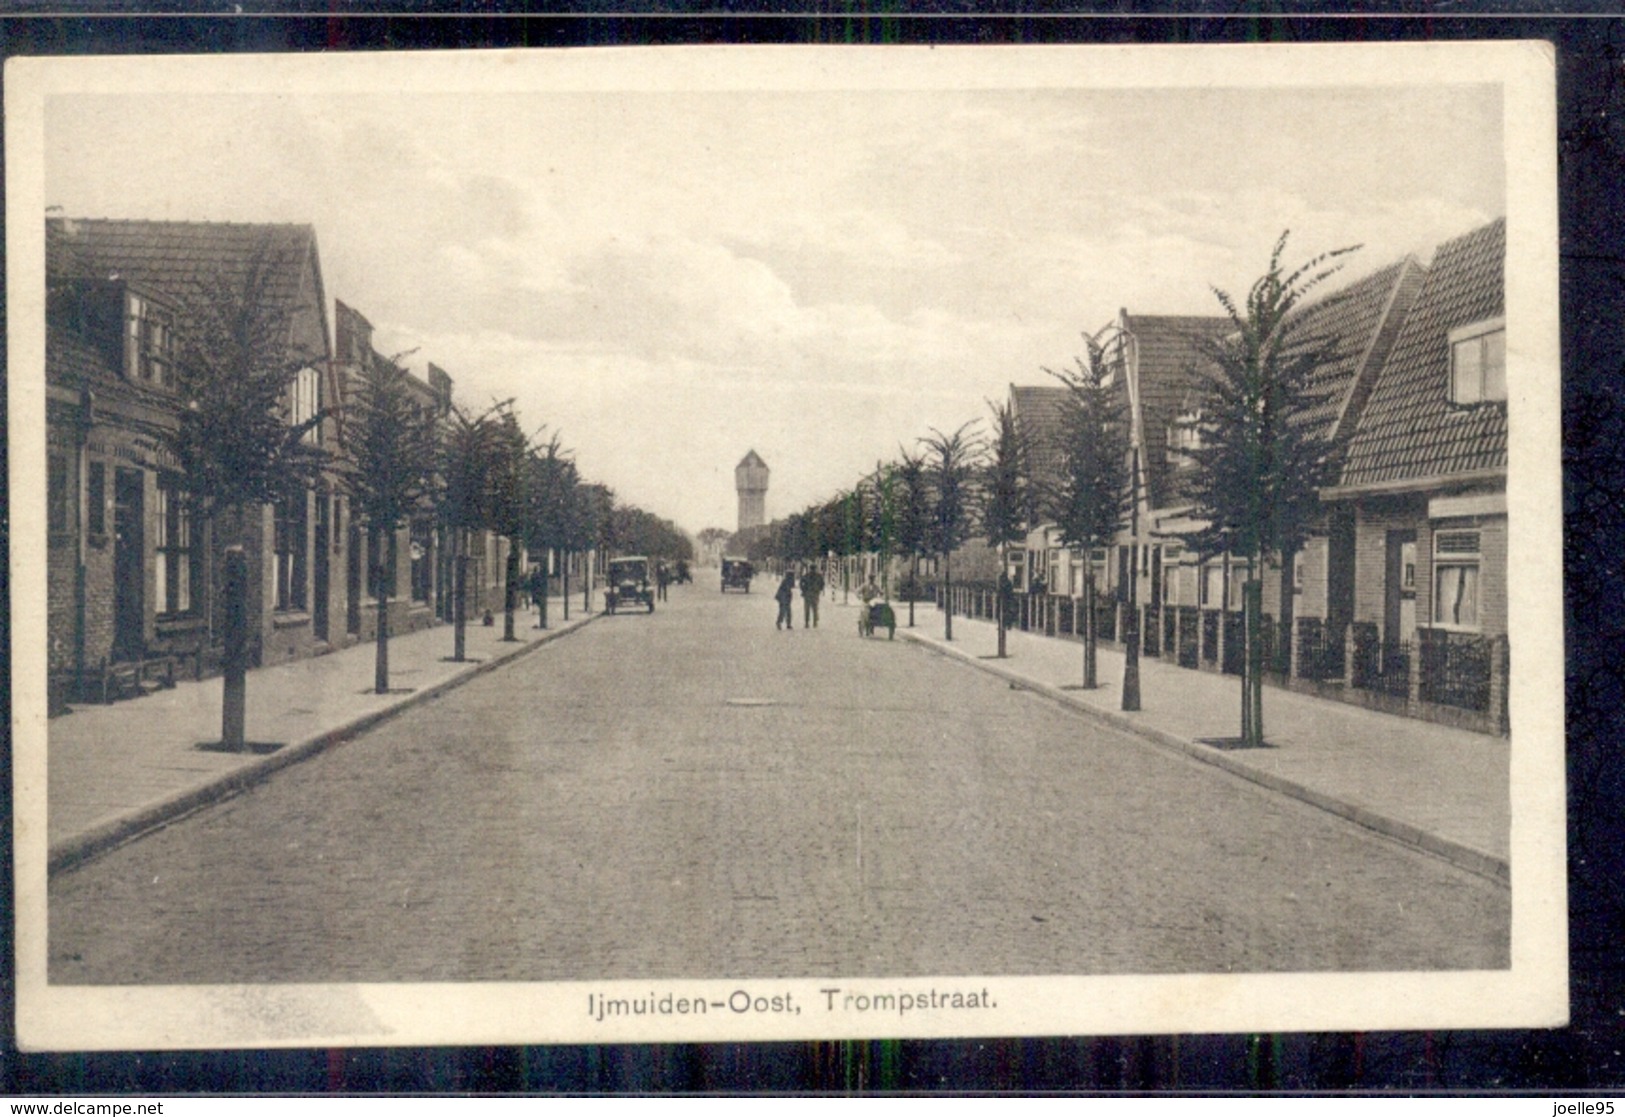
656 561 670 602
530 564 549 629
800 565 824 629
775 570 796 630
859 575 880 607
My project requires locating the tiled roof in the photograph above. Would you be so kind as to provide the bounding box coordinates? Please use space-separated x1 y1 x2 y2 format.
46 217 329 356
1119 313 1233 509
1286 254 1427 443
1009 383 1070 499
1339 218 1506 489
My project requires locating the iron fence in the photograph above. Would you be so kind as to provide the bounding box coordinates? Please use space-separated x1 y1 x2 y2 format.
1295 617 1346 682
1418 628 1492 712
1350 622 1411 699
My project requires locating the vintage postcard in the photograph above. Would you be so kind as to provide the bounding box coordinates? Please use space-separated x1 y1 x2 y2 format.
8 42 1564 1049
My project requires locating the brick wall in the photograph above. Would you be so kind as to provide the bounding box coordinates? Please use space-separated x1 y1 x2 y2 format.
1351 497 1423 630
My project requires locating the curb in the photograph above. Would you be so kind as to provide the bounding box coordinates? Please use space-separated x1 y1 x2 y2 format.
47 614 598 877
898 628 1510 888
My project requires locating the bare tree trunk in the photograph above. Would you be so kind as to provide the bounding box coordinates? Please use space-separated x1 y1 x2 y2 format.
562 555 570 621
362 527 389 693
375 585 390 694
1244 569 1264 748
1083 572 1098 689
908 553 917 628
503 538 519 641
996 546 1008 659
453 550 468 662
943 553 954 642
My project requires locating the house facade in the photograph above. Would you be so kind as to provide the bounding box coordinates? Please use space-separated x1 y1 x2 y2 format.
1326 218 1509 732
331 300 457 644
46 218 341 701
968 220 1508 735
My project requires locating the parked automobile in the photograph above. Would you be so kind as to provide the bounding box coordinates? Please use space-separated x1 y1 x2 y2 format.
720 556 754 593
605 556 656 614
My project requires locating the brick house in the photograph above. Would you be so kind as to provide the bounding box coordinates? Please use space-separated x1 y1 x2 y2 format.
1324 217 1509 733
329 299 456 644
46 218 341 702
1150 255 1427 677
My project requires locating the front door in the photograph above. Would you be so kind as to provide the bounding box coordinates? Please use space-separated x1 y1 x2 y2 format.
112 468 145 661
1384 529 1418 644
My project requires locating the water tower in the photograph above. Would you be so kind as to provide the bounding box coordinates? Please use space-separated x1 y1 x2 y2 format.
735 450 769 533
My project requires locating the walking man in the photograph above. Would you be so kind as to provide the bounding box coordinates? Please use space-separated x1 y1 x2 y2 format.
775 569 796 630
800 564 824 629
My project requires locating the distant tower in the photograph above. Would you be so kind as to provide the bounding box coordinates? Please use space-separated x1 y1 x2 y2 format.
735 450 769 533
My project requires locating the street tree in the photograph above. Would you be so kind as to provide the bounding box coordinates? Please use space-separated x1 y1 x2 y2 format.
920 421 982 642
524 434 578 629
1185 232 1355 747
437 399 510 661
164 236 327 750
574 483 616 613
868 462 901 600
893 448 932 628
1045 330 1130 689
341 351 438 694
982 399 1028 659
485 405 540 643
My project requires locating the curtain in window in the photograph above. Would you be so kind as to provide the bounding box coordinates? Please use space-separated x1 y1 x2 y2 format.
1433 562 1480 627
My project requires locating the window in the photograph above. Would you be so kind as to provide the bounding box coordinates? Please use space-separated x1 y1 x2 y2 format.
290 366 322 446
87 463 106 538
124 292 174 386
48 453 69 535
274 492 309 611
1432 528 1481 629
155 477 197 616
1168 406 1203 470
1202 562 1224 607
1448 318 1506 405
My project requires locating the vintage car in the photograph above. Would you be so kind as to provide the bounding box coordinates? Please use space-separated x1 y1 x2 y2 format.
720 556 754 593
604 556 656 614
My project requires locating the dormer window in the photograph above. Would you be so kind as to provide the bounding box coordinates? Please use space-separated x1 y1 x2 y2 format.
1448 317 1505 405
1168 401 1203 471
289 365 322 446
124 291 174 387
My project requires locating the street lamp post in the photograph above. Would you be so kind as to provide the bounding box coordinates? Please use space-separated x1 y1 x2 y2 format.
1119 323 1143 713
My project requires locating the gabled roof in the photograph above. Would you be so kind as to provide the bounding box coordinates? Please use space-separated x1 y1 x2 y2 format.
1338 218 1506 490
46 217 332 363
1009 383 1070 501
1287 254 1428 445
1117 312 1233 510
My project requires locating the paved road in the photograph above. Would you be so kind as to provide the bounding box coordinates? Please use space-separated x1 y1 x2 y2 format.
49 582 1508 984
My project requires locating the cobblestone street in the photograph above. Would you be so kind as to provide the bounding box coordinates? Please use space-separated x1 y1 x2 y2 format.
48 587 1509 984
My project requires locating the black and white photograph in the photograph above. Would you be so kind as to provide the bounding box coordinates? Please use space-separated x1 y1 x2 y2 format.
8 42 1564 1049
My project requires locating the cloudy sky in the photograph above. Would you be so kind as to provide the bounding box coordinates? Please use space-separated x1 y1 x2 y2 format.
41 52 1505 535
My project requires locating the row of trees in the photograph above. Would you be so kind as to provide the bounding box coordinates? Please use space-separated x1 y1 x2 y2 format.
164 240 688 749
750 234 1354 748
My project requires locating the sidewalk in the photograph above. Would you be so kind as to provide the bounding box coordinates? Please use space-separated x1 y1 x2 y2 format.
853 599 1510 885
45 591 600 874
